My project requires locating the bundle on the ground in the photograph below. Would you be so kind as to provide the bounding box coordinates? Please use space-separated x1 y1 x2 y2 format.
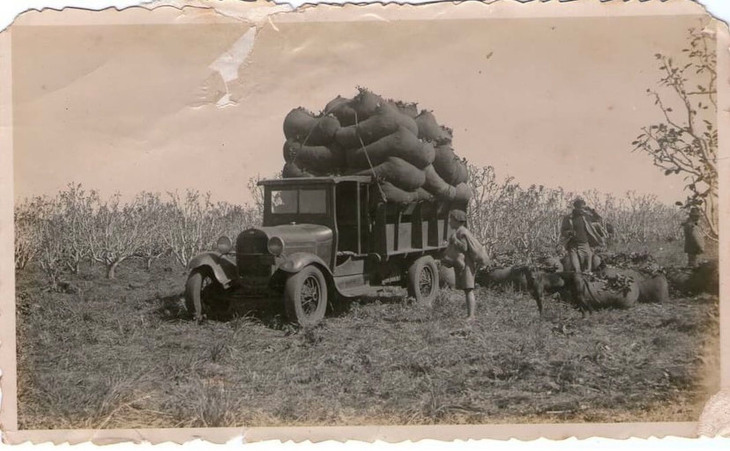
280 87 472 205
582 278 640 309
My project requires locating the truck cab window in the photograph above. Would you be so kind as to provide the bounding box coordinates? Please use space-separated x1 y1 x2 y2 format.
271 189 297 214
300 189 327 214
270 188 326 215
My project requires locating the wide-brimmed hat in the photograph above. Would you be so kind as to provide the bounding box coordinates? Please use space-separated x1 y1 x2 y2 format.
449 209 467 223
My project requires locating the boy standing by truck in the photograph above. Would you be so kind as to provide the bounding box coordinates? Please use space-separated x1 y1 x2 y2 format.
445 210 489 321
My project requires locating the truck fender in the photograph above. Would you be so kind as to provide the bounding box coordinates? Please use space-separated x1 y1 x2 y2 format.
187 252 238 289
279 252 332 276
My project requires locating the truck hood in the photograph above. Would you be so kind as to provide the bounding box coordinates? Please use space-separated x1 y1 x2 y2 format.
259 224 333 245
237 224 333 255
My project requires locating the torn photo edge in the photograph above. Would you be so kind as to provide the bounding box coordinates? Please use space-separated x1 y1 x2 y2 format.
0 0 728 445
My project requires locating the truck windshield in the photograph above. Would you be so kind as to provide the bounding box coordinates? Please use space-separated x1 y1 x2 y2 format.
270 188 327 215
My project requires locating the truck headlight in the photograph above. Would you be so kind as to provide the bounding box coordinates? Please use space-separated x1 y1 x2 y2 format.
267 236 284 256
216 236 232 253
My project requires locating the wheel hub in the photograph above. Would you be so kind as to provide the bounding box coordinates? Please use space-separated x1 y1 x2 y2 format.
419 266 434 297
301 275 321 315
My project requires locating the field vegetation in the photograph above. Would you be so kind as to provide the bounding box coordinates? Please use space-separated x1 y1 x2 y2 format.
14 169 719 429
15 255 718 428
15 166 688 285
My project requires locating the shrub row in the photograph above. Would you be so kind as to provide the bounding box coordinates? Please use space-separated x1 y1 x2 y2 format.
14 184 259 285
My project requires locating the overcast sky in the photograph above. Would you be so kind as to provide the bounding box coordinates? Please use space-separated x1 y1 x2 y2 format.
12 10 715 206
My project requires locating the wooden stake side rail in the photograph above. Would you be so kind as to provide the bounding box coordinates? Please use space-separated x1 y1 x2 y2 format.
373 201 451 260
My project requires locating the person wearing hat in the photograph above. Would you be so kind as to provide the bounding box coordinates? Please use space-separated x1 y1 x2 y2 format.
445 209 478 320
682 207 704 267
559 198 605 273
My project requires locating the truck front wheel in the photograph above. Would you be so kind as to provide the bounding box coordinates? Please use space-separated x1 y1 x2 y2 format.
284 265 328 326
408 256 440 307
184 268 223 322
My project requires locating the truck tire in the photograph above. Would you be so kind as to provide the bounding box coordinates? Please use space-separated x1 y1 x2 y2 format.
284 265 328 326
408 256 439 307
184 268 222 322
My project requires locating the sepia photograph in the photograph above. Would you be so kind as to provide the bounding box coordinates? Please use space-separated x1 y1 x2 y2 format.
1 0 727 444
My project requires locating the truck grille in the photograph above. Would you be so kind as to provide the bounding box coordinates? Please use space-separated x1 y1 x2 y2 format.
237 229 272 277
238 255 274 277
237 229 267 254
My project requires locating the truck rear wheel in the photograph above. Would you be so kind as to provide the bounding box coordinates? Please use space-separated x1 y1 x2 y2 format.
408 256 439 307
284 265 328 326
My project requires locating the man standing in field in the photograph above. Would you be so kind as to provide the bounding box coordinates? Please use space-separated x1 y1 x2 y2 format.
682 207 704 268
560 198 605 274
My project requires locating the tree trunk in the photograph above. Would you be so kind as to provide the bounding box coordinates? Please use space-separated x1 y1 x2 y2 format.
107 261 119 279
146 257 153 271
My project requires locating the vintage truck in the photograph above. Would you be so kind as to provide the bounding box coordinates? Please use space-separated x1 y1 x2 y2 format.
184 175 464 325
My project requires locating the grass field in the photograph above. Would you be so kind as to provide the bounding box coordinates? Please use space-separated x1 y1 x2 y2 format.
15 247 719 429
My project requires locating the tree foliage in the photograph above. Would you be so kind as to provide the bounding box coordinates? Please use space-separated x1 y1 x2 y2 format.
13 184 262 285
632 25 718 240
466 164 683 262
87 194 152 279
16 172 684 286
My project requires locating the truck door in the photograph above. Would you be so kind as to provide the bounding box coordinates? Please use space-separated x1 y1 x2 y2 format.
335 181 361 255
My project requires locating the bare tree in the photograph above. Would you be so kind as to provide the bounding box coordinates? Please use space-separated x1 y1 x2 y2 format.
57 183 97 274
247 175 266 213
87 194 151 279
467 165 565 261
162 190 220 267
247 171 281 216
31 197 65 289
632 25 718 240
466 165 504 255
14 197 46 270
132 192 169 271
210 201 260 244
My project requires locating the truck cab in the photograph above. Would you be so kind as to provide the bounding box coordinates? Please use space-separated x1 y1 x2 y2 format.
185 175 457 325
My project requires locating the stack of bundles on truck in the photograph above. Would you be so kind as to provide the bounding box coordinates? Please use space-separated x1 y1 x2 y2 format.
282 107 345 177
280 87 471 206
